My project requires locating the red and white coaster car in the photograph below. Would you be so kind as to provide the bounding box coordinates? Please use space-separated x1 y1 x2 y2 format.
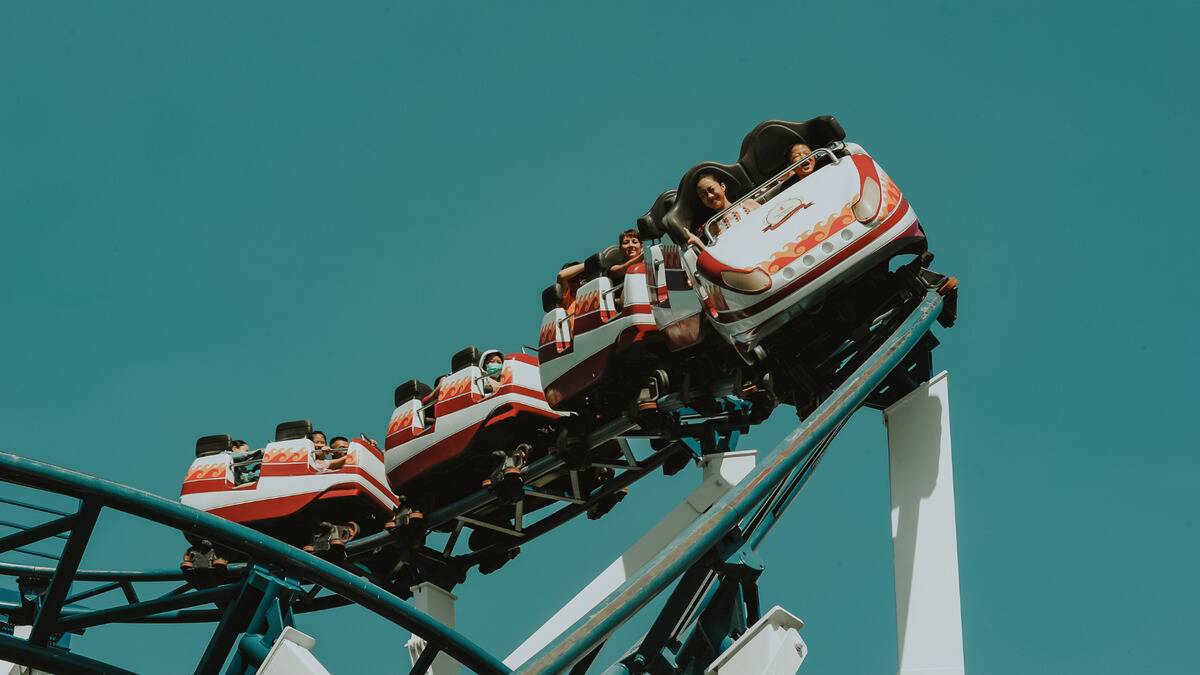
537 254 668 408
385 348 568 507
658 118 928 360
180 421 397 545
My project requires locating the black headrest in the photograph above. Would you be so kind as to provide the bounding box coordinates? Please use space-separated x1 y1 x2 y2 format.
637 190 677 240
394 379 433 407
542 284 562 312
583 253 604 279
599 245 625 271
195 434 232 458
275 419 313 442
451 346 481 372
661 162 753 244
737 116 846 182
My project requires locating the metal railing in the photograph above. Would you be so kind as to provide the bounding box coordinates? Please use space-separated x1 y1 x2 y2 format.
701 141 845 244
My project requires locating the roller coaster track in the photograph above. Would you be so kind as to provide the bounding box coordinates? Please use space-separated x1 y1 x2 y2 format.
0 288 947 674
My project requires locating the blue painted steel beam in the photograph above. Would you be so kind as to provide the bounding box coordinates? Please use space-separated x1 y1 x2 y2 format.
0 496 72 517
56 582 241 633
0 560 213 581
0 517 70 541
0 452 509 674
515 290 944 673
28 500 100 646
0 632 137 675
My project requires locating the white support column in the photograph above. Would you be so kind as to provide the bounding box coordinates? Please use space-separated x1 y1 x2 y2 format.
503 450 758 669
406 582 460 675
883 371 965 675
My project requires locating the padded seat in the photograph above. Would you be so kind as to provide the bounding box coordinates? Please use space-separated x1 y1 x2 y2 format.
736 116 846 183
637 190 677 241
394 379 433 407
542 284 562 312
195 434 232 458
275 419 313 442
451 346 481 372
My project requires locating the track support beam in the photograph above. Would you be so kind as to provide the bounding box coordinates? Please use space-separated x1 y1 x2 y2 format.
884 370 965 675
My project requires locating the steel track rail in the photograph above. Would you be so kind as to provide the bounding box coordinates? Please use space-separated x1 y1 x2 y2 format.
0 452 510 675
515 289 944 673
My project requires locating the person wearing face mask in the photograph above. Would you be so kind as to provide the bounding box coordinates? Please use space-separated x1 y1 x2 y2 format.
479 350 506 395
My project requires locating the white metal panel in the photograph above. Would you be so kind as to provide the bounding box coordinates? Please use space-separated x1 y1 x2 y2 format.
704 605 807 675
407 582 460 675
884 371 965 675
255 627 330 675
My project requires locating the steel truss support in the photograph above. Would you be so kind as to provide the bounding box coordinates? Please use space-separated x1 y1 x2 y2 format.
0 451 510 675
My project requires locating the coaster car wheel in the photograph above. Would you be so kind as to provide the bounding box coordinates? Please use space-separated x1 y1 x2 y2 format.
386 504 428 549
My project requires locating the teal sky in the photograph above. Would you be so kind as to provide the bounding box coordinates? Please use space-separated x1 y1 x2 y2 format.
2 1 1196 673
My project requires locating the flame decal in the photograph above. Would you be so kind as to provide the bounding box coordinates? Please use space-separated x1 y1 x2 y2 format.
439 375 473 400
760 201 856 273
184 463 227 481
388 409 415 435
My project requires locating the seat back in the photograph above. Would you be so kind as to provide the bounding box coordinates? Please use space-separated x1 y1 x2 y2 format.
539 308 572 354
637 190 677 241
387 398 426 441
736 116 846 183
451 346 482 373
195 434 232 458
434 366 485 416
394 379 433 407
275 420 312 442
541 284 562 313
575 276 618 330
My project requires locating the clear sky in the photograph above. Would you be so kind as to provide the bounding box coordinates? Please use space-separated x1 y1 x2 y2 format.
1 1 1196 673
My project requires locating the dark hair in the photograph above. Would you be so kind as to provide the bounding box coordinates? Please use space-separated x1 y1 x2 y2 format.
617 229 639 244
329 436 349 446
696 172 723 187
308 430 326 440
232 439 248 449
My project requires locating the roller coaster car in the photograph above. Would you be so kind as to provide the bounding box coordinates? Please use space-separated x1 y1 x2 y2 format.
384 348 569 510
658 116 928 363
180 420 398 565
537 195 781 445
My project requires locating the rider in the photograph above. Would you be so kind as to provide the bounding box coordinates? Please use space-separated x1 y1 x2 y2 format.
314 435 350 471
230 439 261 484
608 229 644 278
556 260 585 329
479 350 505 394
694 172 760 241
781 142 817 185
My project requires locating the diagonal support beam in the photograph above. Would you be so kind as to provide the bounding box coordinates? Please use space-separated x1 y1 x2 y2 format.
0 513 77 554
28 500 101 646
56 582 241 633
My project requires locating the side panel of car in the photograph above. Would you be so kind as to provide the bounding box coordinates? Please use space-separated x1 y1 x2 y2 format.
540 267 662 407
385 354 566 489
181 438 397 523
647 242 705 352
